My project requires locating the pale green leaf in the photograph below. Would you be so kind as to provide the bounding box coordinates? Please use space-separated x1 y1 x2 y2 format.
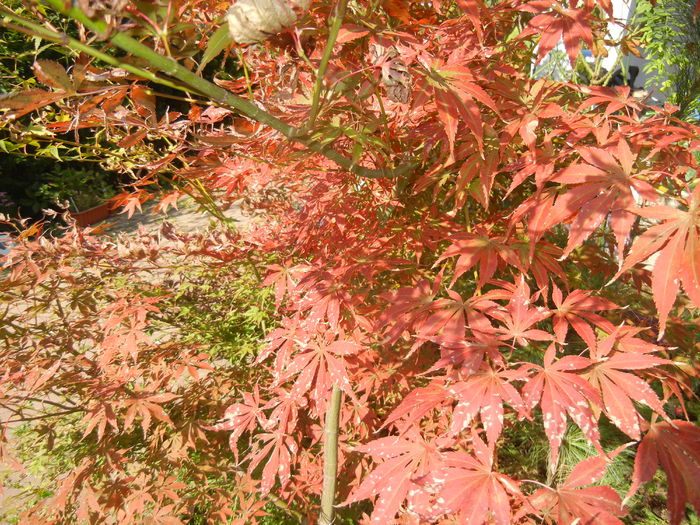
197 24 233 74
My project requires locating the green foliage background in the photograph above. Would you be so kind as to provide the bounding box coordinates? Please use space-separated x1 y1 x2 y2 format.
635 0 700 121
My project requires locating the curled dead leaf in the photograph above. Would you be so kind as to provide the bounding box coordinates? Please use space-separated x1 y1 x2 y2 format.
369 43 412 103
33 60 75 93
226 0 310 44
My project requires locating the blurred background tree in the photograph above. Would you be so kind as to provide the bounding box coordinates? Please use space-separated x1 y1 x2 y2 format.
634 0 700 121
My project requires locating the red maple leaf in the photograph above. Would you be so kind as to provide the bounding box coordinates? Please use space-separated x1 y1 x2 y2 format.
490 276 552 346
551 283 617 350
344 433 443 524
448 365 528 444
261 260 304 308
383 383 450 433
112 190 148 218
428 333 504 373
511 239 568 291
522 344 602 465
418 53 499 159
585 328 670 439
613 184 700 338
257 314 310 374
519 0 594 67
415 289 499 349
207 387 264 460
248 430 298 494
627 420 700 525
551 139 659 262
376 279 439 344
577 85 642 115
525 447 627 524
432 433 521 524
276 337 361 403
296 271 356 329
122 392 177 436
436 228 520 289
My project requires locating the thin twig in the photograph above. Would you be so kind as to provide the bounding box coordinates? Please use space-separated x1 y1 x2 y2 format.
4 409 82 424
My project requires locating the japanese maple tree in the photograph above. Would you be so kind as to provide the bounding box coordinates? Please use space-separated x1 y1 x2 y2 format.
1 0 700 523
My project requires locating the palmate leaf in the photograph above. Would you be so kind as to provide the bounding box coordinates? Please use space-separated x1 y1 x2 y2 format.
296 271 357 329
525 446 628 524
276 338 361 402
248 430 298 494
383 383 449 433
519 0 595 67
613 184 700 339
453 127 500 209
122 392 177 437
627 420 700 525
522 344 602 465
577 85 642 115
551 139 659 263
585 328 670 440
376 279 438 344
431 434 521 524
551 284 617 350
344 433 442 524
490 276 552 346
428 332 504 373
448 364 528 444
422 54 500 159
436 227 520 289
511 239 568 291
415 289 499 349
378 277 501 353
206 387 264 460
261 261 305 308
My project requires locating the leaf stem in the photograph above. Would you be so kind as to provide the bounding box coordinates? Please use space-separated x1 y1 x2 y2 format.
235 46 255 101
268 493 306 523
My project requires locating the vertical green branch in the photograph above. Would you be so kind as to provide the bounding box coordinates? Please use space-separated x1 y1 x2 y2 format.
319 385 342 525
304 0 348 130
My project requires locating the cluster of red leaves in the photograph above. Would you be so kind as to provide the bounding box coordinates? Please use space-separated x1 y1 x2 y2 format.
2 0 700 523
0 225 272 523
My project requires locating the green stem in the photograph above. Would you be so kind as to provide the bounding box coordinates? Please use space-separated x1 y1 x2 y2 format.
598 52 624 87
305 0 348 130
268 493 306 524
0 10 183 93
235 46 255 101
318 385 342 525
157 172 233 231
34 0 406 180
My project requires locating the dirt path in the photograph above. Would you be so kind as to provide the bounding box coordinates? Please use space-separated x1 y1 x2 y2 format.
97 197 251 236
